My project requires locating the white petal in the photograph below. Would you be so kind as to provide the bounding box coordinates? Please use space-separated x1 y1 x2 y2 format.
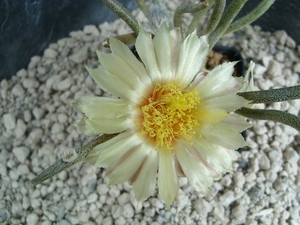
203 93 249 112
221 114 252 132
197 123 247 150
94 132 143 167
158 148 179 209
86 66 143 104
105 144 149 186
75 119 98 136
73 96 132 119
195 62 243 100
175 143 213 194
176 33 209 87
132 148 158 202
109 37 152 86
153 23 175 83
192 137 234 174
83 116 131 134
96 50 151 95
135 26 161 82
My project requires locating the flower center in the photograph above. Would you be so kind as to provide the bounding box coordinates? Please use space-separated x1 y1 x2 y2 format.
141 82 200 149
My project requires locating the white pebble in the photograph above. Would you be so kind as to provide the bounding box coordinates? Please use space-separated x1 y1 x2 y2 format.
3 113 16 129
13 146 30 163
15 119 27 138
12 83 25 97
258 152 270 170
44 48 58 58
26 213 39 225
17 164 29 175
69 47 88 63
32 107 45 119
57 77 72 91
117 193 130 206
232 204 247 222
267 60 282 77
122 203 134 218
87 193 98 203
111 205 123 219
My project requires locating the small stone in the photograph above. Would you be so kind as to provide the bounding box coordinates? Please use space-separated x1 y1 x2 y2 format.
3 113 16 129
232 204 247 222
26 213 39 225
14 119 27 138
219 190 235 206
274 51 285 62
13 146 30 163
111 205 123 219
22 78 39 89
58 113 68 123
254 64 267 76
44 48 58 58
117 193 130 206
0 163 7 177
293 62 300 73
24 110 32 122
28 128 43 144
87 193 98 203
32 107 45 120
122 203 134 218
267 60 282 77
286 36 296 48
83 25 98 35
12 83 25 97
59 220 72 225
247 186 263 202
274 30 287 45
17 164 29 175
284 148 299 164
51 123 63 134
79 211 89 222
57 77 72 91
69 47 88 63
234 171 246 187
108 186 120 198
16 68 27 77
258 152 270 170
28 56 41 69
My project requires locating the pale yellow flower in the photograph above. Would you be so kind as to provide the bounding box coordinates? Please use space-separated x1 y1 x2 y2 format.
73 23 251 208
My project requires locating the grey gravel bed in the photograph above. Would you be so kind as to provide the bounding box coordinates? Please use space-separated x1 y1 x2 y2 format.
1 7 300 225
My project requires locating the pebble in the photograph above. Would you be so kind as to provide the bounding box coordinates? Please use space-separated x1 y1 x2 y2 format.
87 193 98 203
12 83 25 96
69 47 88 63
3 113 16 129
15 119 27 138
117 193 130 206
26 213 39 225
231 204 247 222
13 146 30 163
32 107 45 119
258 152 270 170
44 48 58 58
57 77 72 91
122 203 134 218
266 59 282 77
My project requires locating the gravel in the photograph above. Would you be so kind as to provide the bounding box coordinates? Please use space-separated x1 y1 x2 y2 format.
1 5 300 225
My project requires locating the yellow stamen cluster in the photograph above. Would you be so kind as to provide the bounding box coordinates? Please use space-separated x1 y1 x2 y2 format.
141 82 200 149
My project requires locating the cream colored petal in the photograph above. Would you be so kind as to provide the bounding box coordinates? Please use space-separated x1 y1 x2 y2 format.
73 96 132 119
94 131 142 167
158 148 179 209
132 148 158 202
105 144 149 186
192 137 234 174
83 116 131 134
195 62 243 100
109 37 152 86
203 93 249 112
75 119 96 136
86 66 143 104
135 26 161 82
196 107 228 124
175 143 213 194
197 123 247 150
176 33 209 87
96 50 151 94
153 23 173 83
221 114 252 132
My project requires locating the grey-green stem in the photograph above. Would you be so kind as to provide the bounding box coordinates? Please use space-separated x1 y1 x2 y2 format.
236 107 300 131
205 0 226 34
101 0 139 35
225 0 275 34
27 133 117 187
238 86 300 103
